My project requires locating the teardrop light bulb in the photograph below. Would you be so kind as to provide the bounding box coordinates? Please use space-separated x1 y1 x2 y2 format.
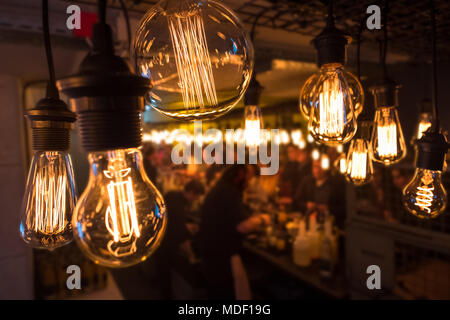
308 63 357 145
345 138 373 185
20 151 77 249
244 105 263 148
134 0 254 121
370 106 407 165
402 168 447 219
73 148 167 268
300 70 363 119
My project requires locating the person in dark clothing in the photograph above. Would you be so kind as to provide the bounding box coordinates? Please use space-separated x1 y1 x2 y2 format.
155 179 205 299
197 165 270 299
293 159 346 229
143 144 159 184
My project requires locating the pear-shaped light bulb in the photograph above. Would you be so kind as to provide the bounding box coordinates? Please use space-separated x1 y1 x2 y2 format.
300 70 363 119
403 168 447 219
73 148 167 268
308 63 357 145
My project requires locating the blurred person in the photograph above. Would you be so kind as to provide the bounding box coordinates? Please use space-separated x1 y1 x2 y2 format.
197 165 270 299
279 145 311 205
154 179 206 299
293 159 346 228
143 143 159 183
244 164 268 212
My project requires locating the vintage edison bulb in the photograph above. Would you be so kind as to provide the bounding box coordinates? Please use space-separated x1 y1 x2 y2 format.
244 105 263 148
415 112 433 140
371 106 406 165
73 148 167 268
134 0 254 121
308 63 357 145
20 151 77 249
334 153 347 175
300 70 363 119
345 139 373 185
403 168 447 219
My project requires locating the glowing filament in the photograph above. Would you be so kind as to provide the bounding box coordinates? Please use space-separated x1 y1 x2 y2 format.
32 170 67 235
168 12 218 110
377 123 397 158
415 186 434 213
319 78 345 137
417 121 432 139
350 151 367 180
104 167 140 244
244 119 261 148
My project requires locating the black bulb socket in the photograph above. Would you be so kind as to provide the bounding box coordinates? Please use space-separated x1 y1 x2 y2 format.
57 23 151 152
244 77 262 106
416 130 449 171
370 79 401 109
313 21 348 67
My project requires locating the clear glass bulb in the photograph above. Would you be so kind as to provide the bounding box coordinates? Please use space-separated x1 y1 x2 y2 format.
300 69 363 119
244 105 263 148
20 151 77 249
333 153 347 175
415 112 433 140
134 0 254 121
371 106 407 165
402 168 447 219
73 148 167 268
345 138 373 186
308 63 357 145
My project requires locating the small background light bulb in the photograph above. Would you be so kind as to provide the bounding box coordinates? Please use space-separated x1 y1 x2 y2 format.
370 82 407 166
134 0 254 121
244 105 263 148
345 138 373 185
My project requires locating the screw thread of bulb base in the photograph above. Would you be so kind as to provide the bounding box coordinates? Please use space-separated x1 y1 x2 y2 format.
31 127 71 151
77 108 142 152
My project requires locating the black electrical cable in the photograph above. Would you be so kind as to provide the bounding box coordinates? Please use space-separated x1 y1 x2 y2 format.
119 0 131 52
42 0 58 99
381 0 389 80
430 0 439 128
99 0 107 24
356 19 364 80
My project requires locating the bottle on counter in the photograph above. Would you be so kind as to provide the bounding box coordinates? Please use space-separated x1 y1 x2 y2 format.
293 220 311 267
318 218 335 279
308 214 320 260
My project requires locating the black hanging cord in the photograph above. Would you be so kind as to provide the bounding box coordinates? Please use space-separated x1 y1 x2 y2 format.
381 0 389 80
99 0 107 24
42 0 58 99
119 0 131 52
326 0 335 27
356 19 364 80
430 0 439 128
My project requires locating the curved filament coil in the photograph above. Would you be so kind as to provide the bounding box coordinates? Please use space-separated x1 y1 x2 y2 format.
415 186 434 213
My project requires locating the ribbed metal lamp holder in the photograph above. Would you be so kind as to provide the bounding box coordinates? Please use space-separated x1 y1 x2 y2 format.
26 97 76 151
57 23 151 152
